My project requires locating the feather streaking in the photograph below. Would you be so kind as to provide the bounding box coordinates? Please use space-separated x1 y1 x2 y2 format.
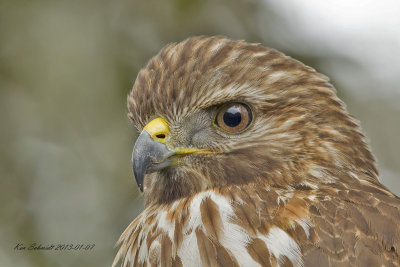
115 36 400 267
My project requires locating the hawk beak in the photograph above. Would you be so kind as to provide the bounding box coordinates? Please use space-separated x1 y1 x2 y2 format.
132 118 214 192
132 118 174 192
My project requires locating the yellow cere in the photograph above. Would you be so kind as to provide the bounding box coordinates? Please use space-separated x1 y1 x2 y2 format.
143 118 169 143
143 117 216 155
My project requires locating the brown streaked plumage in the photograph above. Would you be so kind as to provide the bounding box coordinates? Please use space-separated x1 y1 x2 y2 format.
114 36 400 266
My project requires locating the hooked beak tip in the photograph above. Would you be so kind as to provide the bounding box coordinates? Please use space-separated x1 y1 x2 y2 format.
132 131 173 192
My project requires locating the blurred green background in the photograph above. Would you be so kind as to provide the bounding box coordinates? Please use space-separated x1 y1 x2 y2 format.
1 0 399 266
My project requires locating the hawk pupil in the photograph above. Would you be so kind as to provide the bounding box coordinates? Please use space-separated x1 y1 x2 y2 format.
223 106 241 127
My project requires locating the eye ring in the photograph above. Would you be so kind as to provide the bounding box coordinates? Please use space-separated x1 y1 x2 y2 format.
213 102 253 134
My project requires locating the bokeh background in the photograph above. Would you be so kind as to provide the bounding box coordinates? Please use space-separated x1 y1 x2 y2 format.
1 0 399 266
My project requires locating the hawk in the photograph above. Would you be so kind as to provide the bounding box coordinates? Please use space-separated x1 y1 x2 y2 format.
114 36 400 266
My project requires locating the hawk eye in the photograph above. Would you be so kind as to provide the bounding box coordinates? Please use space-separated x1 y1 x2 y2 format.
214 102 253 134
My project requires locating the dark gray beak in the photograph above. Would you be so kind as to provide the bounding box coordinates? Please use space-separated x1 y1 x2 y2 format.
132 131 174 192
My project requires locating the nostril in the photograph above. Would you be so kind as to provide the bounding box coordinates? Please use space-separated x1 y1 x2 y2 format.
156 134 166 139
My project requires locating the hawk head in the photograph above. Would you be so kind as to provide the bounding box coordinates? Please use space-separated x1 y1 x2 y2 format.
128 36 378 206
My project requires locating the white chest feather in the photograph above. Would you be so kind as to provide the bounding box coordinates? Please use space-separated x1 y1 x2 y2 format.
119 190 308 267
